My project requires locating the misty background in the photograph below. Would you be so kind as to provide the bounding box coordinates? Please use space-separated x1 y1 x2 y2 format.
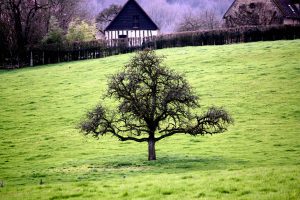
82 0 234 32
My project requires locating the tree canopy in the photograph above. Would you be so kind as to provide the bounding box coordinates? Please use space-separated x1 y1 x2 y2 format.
96 4 122 35
177 10 220 32
79 49 233 161
66 19 96 42
42 16 64 44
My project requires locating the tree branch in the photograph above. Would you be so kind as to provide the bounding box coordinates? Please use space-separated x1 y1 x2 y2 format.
156 107 233 142
111 130 148 142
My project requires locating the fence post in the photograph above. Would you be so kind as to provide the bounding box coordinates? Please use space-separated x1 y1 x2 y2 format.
78 47 81 60
42 51 45 65
30 51 33 67
57 47 60 63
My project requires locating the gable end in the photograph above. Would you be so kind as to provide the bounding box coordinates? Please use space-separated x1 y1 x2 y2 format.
105 0 159 31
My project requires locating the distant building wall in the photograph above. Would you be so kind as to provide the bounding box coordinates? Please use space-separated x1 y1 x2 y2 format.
224 0 284 27
284 18 300 25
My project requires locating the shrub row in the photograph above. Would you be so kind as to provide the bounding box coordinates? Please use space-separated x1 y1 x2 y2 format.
1 40 140 68
1 25 300 69
143 25 300 49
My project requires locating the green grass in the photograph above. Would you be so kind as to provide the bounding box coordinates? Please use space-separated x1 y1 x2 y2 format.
0 40 300 199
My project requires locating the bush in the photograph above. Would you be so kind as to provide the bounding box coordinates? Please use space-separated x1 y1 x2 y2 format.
42 16 65 45
66 19 97 42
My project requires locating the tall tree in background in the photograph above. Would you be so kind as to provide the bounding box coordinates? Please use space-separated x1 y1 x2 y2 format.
177 10 220 32
0 0 91 66
141 0 232 33
96 4 122 35
42 16 64 44
50 0 79 31
0 3 13 62
79 49 233 161
1 0 53 65
50 0 92 31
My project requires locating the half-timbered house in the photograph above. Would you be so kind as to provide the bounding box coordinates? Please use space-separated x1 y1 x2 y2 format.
104 0 159 47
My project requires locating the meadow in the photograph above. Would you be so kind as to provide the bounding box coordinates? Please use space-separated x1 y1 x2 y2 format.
0 40 299 199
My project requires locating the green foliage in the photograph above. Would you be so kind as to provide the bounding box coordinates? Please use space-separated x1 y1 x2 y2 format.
66 19 96 42
0 40 300 199
42 16 65 45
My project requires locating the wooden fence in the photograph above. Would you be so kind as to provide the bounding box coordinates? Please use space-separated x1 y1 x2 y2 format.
1 25 300 69
28 43 140 67
0 40 141 69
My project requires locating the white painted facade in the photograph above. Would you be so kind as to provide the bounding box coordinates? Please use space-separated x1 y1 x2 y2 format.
105 30 158 47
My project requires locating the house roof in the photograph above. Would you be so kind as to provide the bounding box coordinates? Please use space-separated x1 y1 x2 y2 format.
105 0 159 31
223 0 238 18
223 0 300 19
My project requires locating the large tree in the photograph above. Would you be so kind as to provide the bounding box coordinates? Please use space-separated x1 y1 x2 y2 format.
1 0 53 65
96 4 122 35
0 0 90 66
79 49 233 161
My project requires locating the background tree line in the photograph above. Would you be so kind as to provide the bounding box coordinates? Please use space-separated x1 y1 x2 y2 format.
5 0 297 68
0 0 97 67
0 0 233 67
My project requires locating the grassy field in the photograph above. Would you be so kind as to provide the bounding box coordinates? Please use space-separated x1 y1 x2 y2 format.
0 40 299 200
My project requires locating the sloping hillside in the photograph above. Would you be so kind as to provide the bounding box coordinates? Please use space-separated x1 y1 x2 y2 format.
0 40 299 199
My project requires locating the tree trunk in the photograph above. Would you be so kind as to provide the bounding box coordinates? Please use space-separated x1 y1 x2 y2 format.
148 139 156 161
12 6 27 66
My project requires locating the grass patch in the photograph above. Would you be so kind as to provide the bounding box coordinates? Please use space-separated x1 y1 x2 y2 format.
0 40 299 199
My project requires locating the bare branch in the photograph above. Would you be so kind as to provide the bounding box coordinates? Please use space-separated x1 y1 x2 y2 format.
156 107 233 142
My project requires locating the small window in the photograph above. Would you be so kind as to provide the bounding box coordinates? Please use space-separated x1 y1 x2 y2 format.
133 15 140 29
118 35 127 39
249 3 256 9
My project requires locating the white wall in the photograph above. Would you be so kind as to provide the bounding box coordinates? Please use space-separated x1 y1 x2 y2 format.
105 30 158 40
105 30 158 47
